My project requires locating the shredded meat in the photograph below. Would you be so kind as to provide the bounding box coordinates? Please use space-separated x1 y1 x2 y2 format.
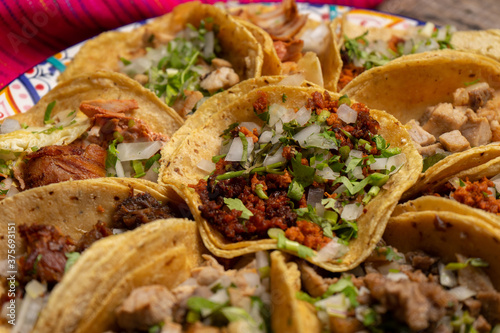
18 224 75 286
452 177 500 215
273 39 304 62
79 99 139 118
21 144 107 190
74 221 113 253
113 192 192 229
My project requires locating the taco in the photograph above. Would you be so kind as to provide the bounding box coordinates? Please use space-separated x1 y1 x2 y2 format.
160 85 421 272
229 0 342 91
58 2 263 118
0 71 183 199
0 178 195 332
340 50 500 173
4 219 203 333
270 212 500 332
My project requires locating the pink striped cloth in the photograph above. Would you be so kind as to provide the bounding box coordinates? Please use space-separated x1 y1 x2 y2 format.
0 0 383 88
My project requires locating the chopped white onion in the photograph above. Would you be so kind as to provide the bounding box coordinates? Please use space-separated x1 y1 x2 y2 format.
349 150 364 158
438 262 457 288
316 294 349 317
376 262 401 275
387 154 406 174
240 122 261 134
277 73 305 86
489 187 496 198
337 104 358 124
116 141 163 162
448 177 461 190
304 133 338 149
208 288 229 305
419 22 435 38
352 166 364 180
301 24 329 54
341 203 363 220
0 118 21 134
315 202 325 217
263 147 285 166
225 137 254 162
112 228 127 235
295 106 312 126
244 272 261 288
203 31 215 59
275 120 283 135
334 184 347 194
115 161 125 178
316 166 339 180
370 158 388 170
280 108 298 124
315 238 349 263
293 124 321 146
491 174 500 193
124 56 151 75
255 251 269 273
6 185 19 197
142 161 160 182
448 286 476 301
386 272 409 281
197 159 216 172
25 280 47 299
259 131 273 143
269 104 288 126
12 294 48 333
307 187 324 207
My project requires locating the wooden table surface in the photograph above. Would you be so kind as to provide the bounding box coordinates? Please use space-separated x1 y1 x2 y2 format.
376 0 500 31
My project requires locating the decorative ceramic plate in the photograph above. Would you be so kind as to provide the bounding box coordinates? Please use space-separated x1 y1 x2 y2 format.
0 3 423 120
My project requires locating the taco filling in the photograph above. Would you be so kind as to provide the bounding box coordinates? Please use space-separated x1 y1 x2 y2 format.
0 191 192 331
120 19 240 117
111 253 271 333
295 245 500 332
338 23 455 91
192 91 405 261
405 82 500 171
0 99 168 196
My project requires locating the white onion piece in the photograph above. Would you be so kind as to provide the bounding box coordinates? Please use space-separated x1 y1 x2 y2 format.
334 184 347 194
263 147 285 166
275 121 283 135
0 118 21 134
225 137 254 162
6 185 19 197
304 133 337 149
116 141 163 162
341 203 363 220
491 174 500 193
419 22 435 37
208 288 229 305
307 187 324 207
269 104 288 126
25 280 47 299
112 228 127 235
370 158 388 170
244 272 261 288
259 131 273 143
271 134 283 145
124 56 151 74
315 239 349 263
376 262 401 275
12 294 48 333
355 305 372 324
203 31 215 59
277 73 305 86
197 159 215 172
240 122 261 134
316 294 349 317
255 251 269 273
315 202 325 217
387 154 406 174
180 277 198 287
448 286 476 301
448 177 461 190
316 166 339 180
114 161 125 178
386 272 409 281
295 106 311 126
438 262 457 288
465 82 489 93
488 186 496 197
293 124 321 146
143 161 160 182
350 150 364 158
337 104 358 124
301 24 329 54
352 166 364 179
280 108 297 124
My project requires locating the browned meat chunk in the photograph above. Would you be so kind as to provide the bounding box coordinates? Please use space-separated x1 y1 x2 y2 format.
453 88 470 106
113 192 191 229
172 90 204 118
491 120 500 142
422 103 468 137
74 221 113 253
457 255 495 293
200 67 240 94
18 224 75 285
79 99 139 118
461 110 492 147
473 315 492 333
185 322 223 333
329 316 364 333
468 83 495 111
417 142 443 156
465 298 483 317
22 144 107 190
406 119 436 146
477 291 500 324
116 285 176 331
439 130 471 152
299 262 331 297
406 251 437 271
273 39 304 62
363 273 456 331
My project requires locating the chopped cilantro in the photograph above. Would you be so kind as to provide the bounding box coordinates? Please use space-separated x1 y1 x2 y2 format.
132 160 146 178
44 101 56 124
282 93 287 102
445 257 489 270
64 252 81 273
224 198 253 219
145 153 161 170
106 139 119 170
422 153 447 172
464 78 480 87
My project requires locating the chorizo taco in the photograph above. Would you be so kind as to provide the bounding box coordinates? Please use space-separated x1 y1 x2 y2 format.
58 2 263 118
0 179 195 332
340 50 500 174
0 71 183 199
230 0 342 91
3 219 203 333
270 212 500 332
160 85 421 272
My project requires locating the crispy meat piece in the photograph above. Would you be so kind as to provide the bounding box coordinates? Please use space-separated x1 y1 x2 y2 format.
452 177 500 215
273 39 304 62
113 192 191 229
18 224 75 286
22 144 107 190
74 221 113 253
79 99 139 118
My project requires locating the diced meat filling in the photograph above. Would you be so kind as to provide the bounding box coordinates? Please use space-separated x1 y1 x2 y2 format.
74 221 113 253
411 83 500 158
21 143 107 190
200 67 240 94
112 192 193 229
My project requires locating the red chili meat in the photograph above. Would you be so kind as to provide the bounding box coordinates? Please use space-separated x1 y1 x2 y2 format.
285 220 331 250
452 177 500 214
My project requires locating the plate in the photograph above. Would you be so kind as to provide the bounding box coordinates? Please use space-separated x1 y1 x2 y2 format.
0 3 423 120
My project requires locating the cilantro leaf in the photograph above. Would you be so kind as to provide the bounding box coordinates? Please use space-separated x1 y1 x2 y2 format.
224 198 253 219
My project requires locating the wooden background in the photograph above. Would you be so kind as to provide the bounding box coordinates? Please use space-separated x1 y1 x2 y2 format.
376 0 500 30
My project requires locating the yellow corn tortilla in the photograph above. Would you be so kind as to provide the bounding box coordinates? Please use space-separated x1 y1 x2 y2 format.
160 85 422 272
452 29 500 63
58 2 263 86
33 219 204 333
0 178 188 260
